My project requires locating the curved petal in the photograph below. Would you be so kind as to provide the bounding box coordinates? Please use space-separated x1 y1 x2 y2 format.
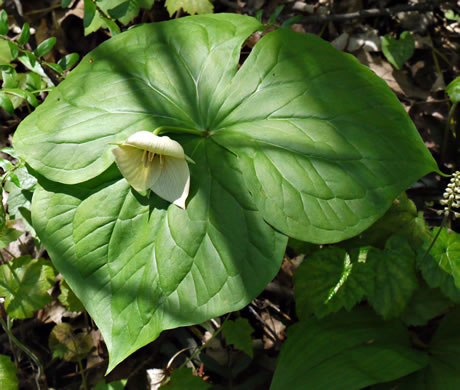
112 145 161 192
151 157 190 209
125 131 184 159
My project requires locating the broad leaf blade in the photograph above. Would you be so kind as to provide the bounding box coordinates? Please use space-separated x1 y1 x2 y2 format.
429 227 460 288
367 235 419 319
14 14 261 184
32 138 286 372
294 247 373 319
212 28 437 243
393 308 460 389
270 307 428 390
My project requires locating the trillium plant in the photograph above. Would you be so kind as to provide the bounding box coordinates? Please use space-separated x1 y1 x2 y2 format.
13 14 438 372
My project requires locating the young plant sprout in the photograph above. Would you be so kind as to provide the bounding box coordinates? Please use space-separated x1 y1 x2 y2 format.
112 131 190 209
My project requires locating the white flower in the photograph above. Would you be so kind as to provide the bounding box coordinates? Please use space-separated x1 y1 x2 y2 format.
112 131 190 209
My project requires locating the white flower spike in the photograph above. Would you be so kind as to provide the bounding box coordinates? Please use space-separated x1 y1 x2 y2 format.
112 131 190 209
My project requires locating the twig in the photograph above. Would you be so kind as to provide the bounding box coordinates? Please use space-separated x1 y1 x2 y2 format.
0 316 46 389
299 1 440 24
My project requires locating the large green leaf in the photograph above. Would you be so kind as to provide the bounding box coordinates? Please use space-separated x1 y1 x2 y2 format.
367 235 419 319
32 137 286 371
294 247 373 319
383 308 460 389
14 14 437 243
429 227 460 288
13 14 437 370
270 307 429 390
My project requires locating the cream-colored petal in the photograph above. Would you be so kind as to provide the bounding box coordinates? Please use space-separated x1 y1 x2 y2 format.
112 145 161 192
125 131 184 159
151 157 190 209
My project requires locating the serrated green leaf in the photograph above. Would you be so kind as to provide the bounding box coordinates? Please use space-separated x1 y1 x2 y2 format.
0 256 56 319
0 92 13 115
62 0 73 8
0 10 8 35
160 367 211 389
367 235 418 319
222 318 254 357
401 282 451 327
446 77 460 104
419 249 460 304
58 279 84 312
271 307 429 390
344 193 423 249
49 322 93 362
381 31 415 70
428 227 460 288
165 0 213 16
17 23 30 45
7 41 18 60
0 226 22 248
294 247 373 319
0 355 19 390
34 37 56 57
58 53 79 71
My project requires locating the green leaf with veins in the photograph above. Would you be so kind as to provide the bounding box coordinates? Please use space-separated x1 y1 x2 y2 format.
386 307 460 389
271 307 428 390
429 227 460 288
367 235 419 319
165 0 213 17
294 247 373 319
49 322 93 361
401 281 451 327
0 256 56 319
222 317 254 357
0 355 19 390
13 14 437 371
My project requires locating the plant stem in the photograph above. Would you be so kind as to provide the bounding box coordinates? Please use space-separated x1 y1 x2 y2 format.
0 316 45 389
180 313 231 369
153 126 205 137
78 359 88 390
441 102 458 164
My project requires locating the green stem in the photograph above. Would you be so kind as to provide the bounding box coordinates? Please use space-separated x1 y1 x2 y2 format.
153 126 205 137
420 214 448 264
441 102 458 164
0 316 45 389
78 359 88 390
180 313 231 369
